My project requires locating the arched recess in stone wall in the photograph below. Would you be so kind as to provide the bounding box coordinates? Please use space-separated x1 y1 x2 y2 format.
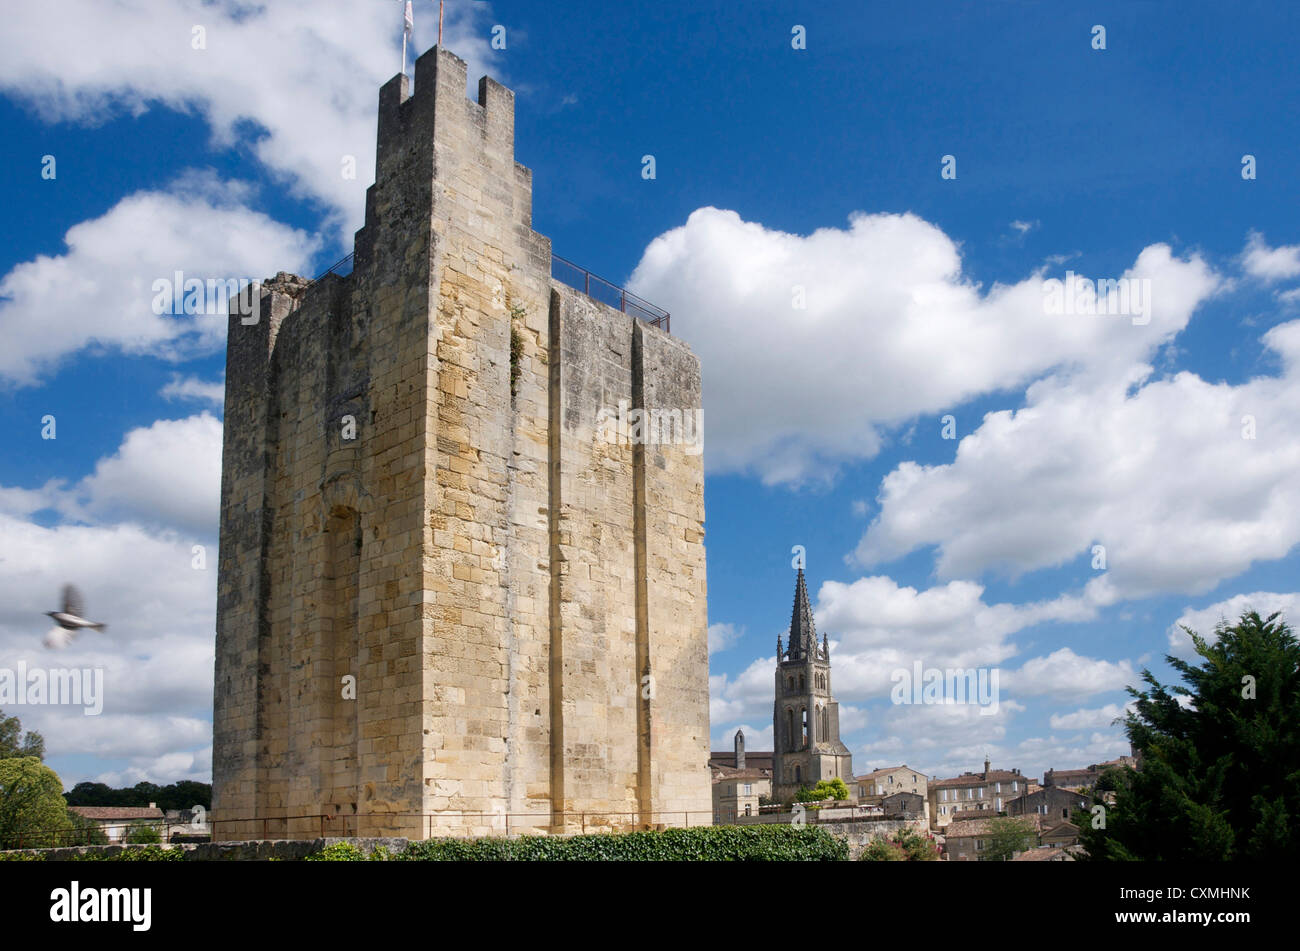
317 473 373 813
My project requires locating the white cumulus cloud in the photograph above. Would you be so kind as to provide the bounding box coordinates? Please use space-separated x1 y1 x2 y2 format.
0 177 318 386
0 0 500 230
1242 232 1300 283
628 207 1217 484
856 320 1300 601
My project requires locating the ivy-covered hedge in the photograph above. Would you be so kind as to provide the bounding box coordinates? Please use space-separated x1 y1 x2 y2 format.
0 845 185 862
308 826 847 862
1 826 849 862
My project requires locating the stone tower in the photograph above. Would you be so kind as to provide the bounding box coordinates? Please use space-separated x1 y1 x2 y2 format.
212 47 711 840
771 569 853 802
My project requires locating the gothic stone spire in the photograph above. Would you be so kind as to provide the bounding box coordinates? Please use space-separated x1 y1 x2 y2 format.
789 567 816 659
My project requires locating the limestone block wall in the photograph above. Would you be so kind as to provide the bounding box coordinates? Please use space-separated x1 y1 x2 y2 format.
213 46 709 841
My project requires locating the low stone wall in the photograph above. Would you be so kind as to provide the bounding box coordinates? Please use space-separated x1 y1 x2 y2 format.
3 837 410 862
738 813 928 858
820 819 929 859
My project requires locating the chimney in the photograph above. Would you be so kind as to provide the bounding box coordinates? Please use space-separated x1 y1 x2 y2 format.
149 802 156 809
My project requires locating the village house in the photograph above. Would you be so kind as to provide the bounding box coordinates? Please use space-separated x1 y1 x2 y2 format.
68 805 164 844
942 813 1080 861
928 759 1030 829
855 765 927 804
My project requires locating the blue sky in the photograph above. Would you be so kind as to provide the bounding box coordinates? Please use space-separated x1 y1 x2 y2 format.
2 0 1299 789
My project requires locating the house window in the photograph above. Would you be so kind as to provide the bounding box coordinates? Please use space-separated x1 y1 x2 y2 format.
996 798 1002 811
1012 781 1018 792
745 804 752 816
744 784 752 796
996 782 1001 793
976 840 984 850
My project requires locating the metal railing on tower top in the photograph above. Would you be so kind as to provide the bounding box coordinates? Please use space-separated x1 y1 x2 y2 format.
551 254 671 333
303 251 671 334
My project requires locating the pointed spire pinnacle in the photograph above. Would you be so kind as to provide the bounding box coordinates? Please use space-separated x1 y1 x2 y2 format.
789 567 816 659
822 632 829 657
777 635 784 660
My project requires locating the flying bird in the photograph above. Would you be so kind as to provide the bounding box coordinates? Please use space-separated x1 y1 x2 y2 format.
43 584 106 649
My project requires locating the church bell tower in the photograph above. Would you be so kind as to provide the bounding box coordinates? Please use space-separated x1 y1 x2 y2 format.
771 568 853 802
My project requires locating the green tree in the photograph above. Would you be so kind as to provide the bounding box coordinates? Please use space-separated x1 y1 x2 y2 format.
162 780 211 810
0 757 70 849
64 781 117 806
1080 610 1300 860
0 710 44 761
125 821 162 844
1094 765 1124 793
795 777 851 803
65 811 109 846
983 816 1037 862
64 779 211 810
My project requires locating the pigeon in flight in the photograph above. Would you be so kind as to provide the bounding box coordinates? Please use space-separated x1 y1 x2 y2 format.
43 584 106 649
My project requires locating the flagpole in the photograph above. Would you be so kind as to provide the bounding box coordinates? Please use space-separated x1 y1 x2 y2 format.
439 1 444 47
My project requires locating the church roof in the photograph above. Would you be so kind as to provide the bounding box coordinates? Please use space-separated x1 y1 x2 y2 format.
932 769 1025 789
945 814 1045 838
711 767 772 783
709 751 773 771
855 765 922 782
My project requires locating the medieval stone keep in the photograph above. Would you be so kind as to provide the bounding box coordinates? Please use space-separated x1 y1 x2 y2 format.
213 47 710 840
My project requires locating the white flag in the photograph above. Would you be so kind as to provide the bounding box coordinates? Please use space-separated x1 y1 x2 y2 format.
404 1 414 36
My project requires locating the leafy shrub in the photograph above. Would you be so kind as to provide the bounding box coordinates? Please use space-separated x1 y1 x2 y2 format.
859 837 907 861
394 825 847 862
304 842 369 862
125 821 162 844
68 845 185 861
859 828 939 861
